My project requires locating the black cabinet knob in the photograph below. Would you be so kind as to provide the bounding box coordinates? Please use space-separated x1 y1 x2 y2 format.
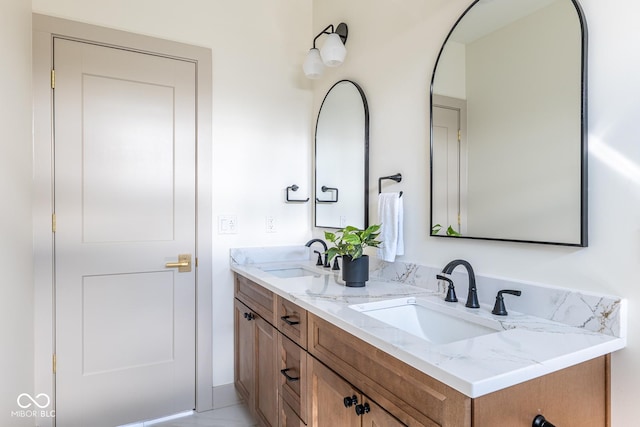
343 395 358 408
355 403 370 416
533 414 556 427
243 312 255 321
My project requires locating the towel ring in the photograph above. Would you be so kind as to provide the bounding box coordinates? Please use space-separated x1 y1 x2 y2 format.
378 173 403 197
286 184 310 203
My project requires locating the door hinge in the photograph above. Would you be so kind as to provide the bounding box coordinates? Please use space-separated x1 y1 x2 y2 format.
52 213 56 233
51 69 55 89
457 129 461 142
458 213 461 226
195 257 198 268
53 353 56 374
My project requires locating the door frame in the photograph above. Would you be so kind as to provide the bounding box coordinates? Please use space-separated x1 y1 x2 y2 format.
32 14 213 425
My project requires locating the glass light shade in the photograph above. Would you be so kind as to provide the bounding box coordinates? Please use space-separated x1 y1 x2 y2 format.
320 33 347 67
303 48 324 79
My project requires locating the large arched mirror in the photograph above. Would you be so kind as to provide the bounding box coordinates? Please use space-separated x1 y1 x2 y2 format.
315 80 369 229
430 0 587 246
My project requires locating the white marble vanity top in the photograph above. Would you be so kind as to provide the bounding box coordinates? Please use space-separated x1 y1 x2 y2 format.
230 246 626 398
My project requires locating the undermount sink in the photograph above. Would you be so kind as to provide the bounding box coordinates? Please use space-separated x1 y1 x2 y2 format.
349 297 501 345
261 266 323 279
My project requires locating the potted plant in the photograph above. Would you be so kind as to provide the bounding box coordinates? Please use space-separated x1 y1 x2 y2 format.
324 224 382 287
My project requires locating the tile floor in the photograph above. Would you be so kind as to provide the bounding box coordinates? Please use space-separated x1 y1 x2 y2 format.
147 403 257 427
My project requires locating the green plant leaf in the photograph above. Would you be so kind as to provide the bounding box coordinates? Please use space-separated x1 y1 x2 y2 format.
446 225 461 236
324 231 336 242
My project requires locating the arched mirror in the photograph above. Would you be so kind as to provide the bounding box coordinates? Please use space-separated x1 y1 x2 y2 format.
430 0 587 246
315 80 369 229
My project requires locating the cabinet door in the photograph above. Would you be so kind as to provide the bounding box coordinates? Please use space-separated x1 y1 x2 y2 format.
234 299 254 405
255 315 278 427
362 398 405 427
308 355 360 427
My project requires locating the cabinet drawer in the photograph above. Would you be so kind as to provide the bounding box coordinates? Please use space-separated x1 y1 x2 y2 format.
277 296 307 349
279 398 305 427
279 332 307 424
473 356 607 427
308 313 470 427
235 273 276 324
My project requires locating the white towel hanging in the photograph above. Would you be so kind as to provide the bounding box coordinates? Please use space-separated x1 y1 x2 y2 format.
377 192 404 262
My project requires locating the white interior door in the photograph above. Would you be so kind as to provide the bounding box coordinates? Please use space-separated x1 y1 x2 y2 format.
432 104 463 234
53 38 196 427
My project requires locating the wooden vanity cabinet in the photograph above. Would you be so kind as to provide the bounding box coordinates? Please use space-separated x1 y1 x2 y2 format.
235 273 609 427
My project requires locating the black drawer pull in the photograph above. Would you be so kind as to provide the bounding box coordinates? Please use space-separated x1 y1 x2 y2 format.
280 368 300 382
280 315 300 326
243 312 255 321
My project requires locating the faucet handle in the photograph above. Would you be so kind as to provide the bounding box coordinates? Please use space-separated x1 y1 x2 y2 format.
313 250 323 266
492 289 522 316
437 275 458 303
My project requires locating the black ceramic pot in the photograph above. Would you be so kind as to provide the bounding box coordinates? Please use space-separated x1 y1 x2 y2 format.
342 255 369 287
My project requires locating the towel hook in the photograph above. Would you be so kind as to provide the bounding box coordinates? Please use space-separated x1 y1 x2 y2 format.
286 184 310 203
378 173 403 197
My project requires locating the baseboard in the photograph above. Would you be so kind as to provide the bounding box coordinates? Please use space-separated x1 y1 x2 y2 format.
212 383 243 409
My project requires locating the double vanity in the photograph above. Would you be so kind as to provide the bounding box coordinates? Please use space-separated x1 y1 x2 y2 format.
230 246 626 427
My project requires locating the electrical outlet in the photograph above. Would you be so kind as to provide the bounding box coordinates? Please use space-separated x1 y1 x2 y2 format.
340 216 347 227
218 215 237 234
265 216 277 233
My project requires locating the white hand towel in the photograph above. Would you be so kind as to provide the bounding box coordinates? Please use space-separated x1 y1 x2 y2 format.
377 192 404 262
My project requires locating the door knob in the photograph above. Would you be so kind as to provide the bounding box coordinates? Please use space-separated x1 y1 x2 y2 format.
165 254 192 272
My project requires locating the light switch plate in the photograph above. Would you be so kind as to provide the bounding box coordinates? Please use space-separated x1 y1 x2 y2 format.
218 215 237 234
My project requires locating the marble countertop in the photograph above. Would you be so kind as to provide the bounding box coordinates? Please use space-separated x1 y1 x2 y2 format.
230 252 626 398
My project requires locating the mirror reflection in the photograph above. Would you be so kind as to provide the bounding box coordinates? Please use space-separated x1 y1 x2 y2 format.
315 80 369 229
430 0 587 246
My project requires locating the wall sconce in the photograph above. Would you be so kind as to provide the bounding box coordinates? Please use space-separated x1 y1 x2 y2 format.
303 22 348 79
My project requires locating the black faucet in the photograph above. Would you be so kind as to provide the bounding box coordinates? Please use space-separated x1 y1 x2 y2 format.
441 259 479 308
305 239 330 268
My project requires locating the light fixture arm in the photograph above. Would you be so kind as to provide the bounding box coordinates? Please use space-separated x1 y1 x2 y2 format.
311 23 348 49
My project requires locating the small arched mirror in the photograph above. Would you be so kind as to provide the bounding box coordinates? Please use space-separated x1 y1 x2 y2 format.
315 80 369 229
430 0 587 246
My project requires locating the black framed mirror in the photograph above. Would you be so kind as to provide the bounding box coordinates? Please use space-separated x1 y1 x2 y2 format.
430 0 588 246
315 80 369 229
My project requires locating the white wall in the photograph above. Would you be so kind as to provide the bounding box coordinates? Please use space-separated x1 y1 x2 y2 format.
30 0 314 390
0 0 34 425
310 0 640 425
